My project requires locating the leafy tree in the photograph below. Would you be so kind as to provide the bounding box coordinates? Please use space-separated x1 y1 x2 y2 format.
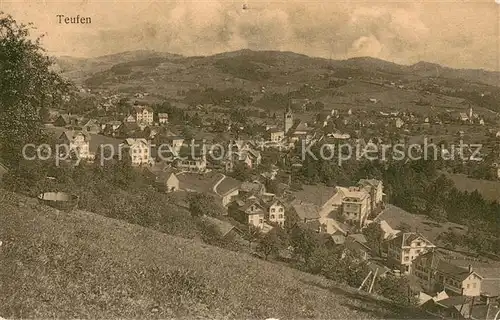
427 204 448 222
363 222 384 256
290 226 319 264
0 13 71 166
256 230 281 260
246 225 261 248
181 126 195 140
229 162 251 181
187 193 225 217
375 275 418 307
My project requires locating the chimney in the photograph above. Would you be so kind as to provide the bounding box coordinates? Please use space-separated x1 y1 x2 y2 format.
468 264 473 273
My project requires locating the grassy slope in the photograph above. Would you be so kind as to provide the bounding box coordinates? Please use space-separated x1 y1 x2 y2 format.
0 189 420 319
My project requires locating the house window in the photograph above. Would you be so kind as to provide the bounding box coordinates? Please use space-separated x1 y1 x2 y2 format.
404 256 409 262
279 208 283 212
259 219 263 224
271 208 276 213
416 242 422 246
271 214 275 219
467 284 470 289
279 214 283 219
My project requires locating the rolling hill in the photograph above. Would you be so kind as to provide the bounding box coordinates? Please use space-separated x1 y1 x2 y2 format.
0 189 424 319
56 49 500 88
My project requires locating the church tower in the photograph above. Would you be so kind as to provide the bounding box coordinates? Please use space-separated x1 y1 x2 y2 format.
284 106 293 134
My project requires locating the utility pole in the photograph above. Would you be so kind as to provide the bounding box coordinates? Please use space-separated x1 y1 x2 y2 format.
358 271 372 291
369 268 378 293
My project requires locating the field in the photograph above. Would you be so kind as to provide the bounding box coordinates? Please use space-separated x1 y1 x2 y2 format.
0 189 422 319
445 173 500 203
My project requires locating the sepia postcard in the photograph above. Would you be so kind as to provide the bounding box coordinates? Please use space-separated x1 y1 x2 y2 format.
0 0 499 319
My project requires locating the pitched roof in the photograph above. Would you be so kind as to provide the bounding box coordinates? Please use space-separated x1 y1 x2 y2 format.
347 234 367 243
435 295 468 308
156 169 178 183
342 189 370 201
239 200 265 215
292 184 338 208
358 179 382 188
291 199 320 220
89 134 122 154
201 216 237 237
59 130 90 142
124 138 149 146
215 176 242 196
268 128 284 134
133 105 154 113
240 181 263 193
388 232 434 248
177 172 222 194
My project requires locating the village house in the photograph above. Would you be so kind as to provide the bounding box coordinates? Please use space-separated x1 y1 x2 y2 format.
176 155 207 173
177 172 241 208
155 169 180 192
291 184 378 234
232 199 266 229
214 175 241 207
121 138 152 166
331 233 372 260
224 148 262 171
115 122 142 138
412 251 482 297
125 114 136 123
395 118 404 129
240 181 266 197
102 121 122 136
201 216 244 242
164 136 185 152
421 296 500 320
413 251 500 302
145 163 180 192
131 105 154 125
82 119 101 134
267 199 286 227
387 232 436 274
53 114 84 127
158 113 169 125
58 131 92 160
268 128 285 143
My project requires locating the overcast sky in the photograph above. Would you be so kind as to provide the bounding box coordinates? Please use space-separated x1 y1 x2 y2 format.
1 0 499 70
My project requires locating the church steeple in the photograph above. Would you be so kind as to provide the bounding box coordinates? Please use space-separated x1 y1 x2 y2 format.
284 105 293 134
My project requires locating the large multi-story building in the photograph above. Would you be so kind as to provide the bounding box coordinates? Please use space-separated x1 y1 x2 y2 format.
58 131 92 160
412 251 483 297
122 138 152 166
132 105 154 126
386 232 436 274
267 199 286 227
341 187 372 228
